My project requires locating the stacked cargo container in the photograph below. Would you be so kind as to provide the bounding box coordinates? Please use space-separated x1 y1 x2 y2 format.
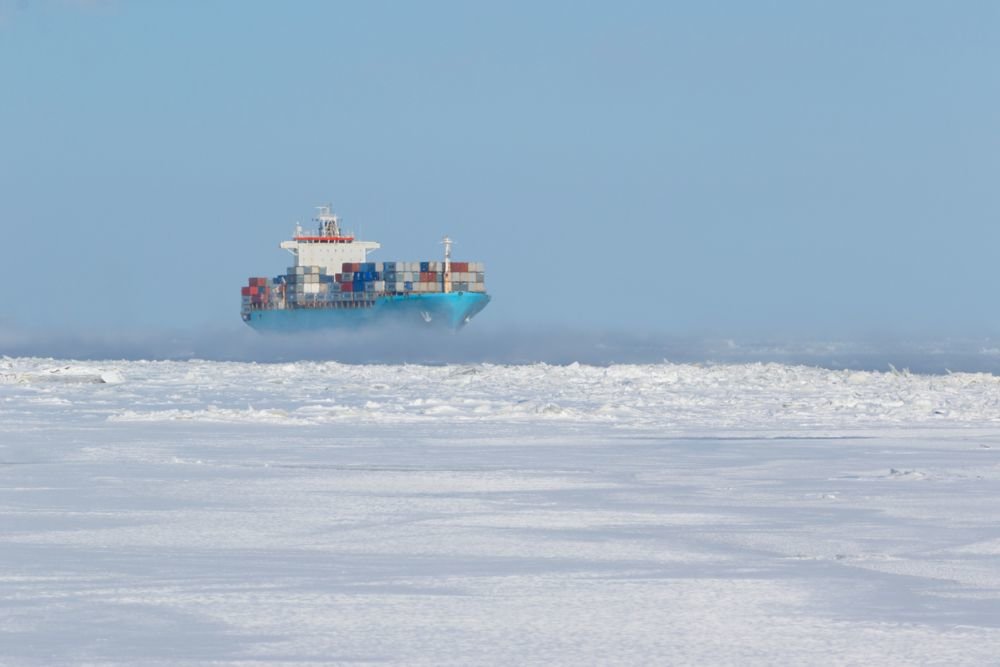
333 261 485 296
445 261 487 294
242 260 486 314
241 277 272 310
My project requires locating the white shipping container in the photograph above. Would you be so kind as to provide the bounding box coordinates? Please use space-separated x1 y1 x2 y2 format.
374 281 385 292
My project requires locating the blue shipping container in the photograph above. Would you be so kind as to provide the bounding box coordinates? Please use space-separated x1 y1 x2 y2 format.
420 261 430 272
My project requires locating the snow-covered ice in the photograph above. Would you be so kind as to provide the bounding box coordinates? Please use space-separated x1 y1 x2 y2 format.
2 358 1000 664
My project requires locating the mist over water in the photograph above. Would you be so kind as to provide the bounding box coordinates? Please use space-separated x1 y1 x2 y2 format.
2 321 1000 373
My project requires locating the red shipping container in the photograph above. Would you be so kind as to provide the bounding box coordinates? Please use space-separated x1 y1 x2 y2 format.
427 271 438 281
241 286 251 296
342 262 352 272
335 273 342 283
249 286 259 295
452 262 468 272
341 283 354 292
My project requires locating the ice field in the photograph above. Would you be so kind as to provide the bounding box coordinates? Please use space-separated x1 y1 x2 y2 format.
3 357 1000 664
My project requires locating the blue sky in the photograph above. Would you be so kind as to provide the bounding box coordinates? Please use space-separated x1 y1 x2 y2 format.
2 1 999 338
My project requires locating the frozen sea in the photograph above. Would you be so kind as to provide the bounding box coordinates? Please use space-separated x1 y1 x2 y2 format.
3 357 1000 665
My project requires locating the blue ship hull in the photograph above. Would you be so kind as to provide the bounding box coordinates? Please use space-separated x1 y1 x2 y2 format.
243 292 490 333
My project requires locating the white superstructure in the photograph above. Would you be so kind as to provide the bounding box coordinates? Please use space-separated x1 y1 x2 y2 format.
280 205 380 273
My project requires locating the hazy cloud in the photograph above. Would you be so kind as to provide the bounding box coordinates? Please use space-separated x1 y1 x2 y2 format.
2 321 999 374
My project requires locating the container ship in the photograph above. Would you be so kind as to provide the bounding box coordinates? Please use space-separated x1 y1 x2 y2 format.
241 206 490 332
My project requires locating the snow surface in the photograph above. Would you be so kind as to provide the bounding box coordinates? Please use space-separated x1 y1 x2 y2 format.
2 358 1000 664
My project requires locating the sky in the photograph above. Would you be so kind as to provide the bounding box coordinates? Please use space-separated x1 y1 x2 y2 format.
2 0 999 344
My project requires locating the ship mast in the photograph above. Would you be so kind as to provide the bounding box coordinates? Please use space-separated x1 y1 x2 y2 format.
442 236 453 294
314 204 341 237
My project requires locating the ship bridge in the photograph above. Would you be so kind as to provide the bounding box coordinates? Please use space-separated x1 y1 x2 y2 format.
280 205 380 273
